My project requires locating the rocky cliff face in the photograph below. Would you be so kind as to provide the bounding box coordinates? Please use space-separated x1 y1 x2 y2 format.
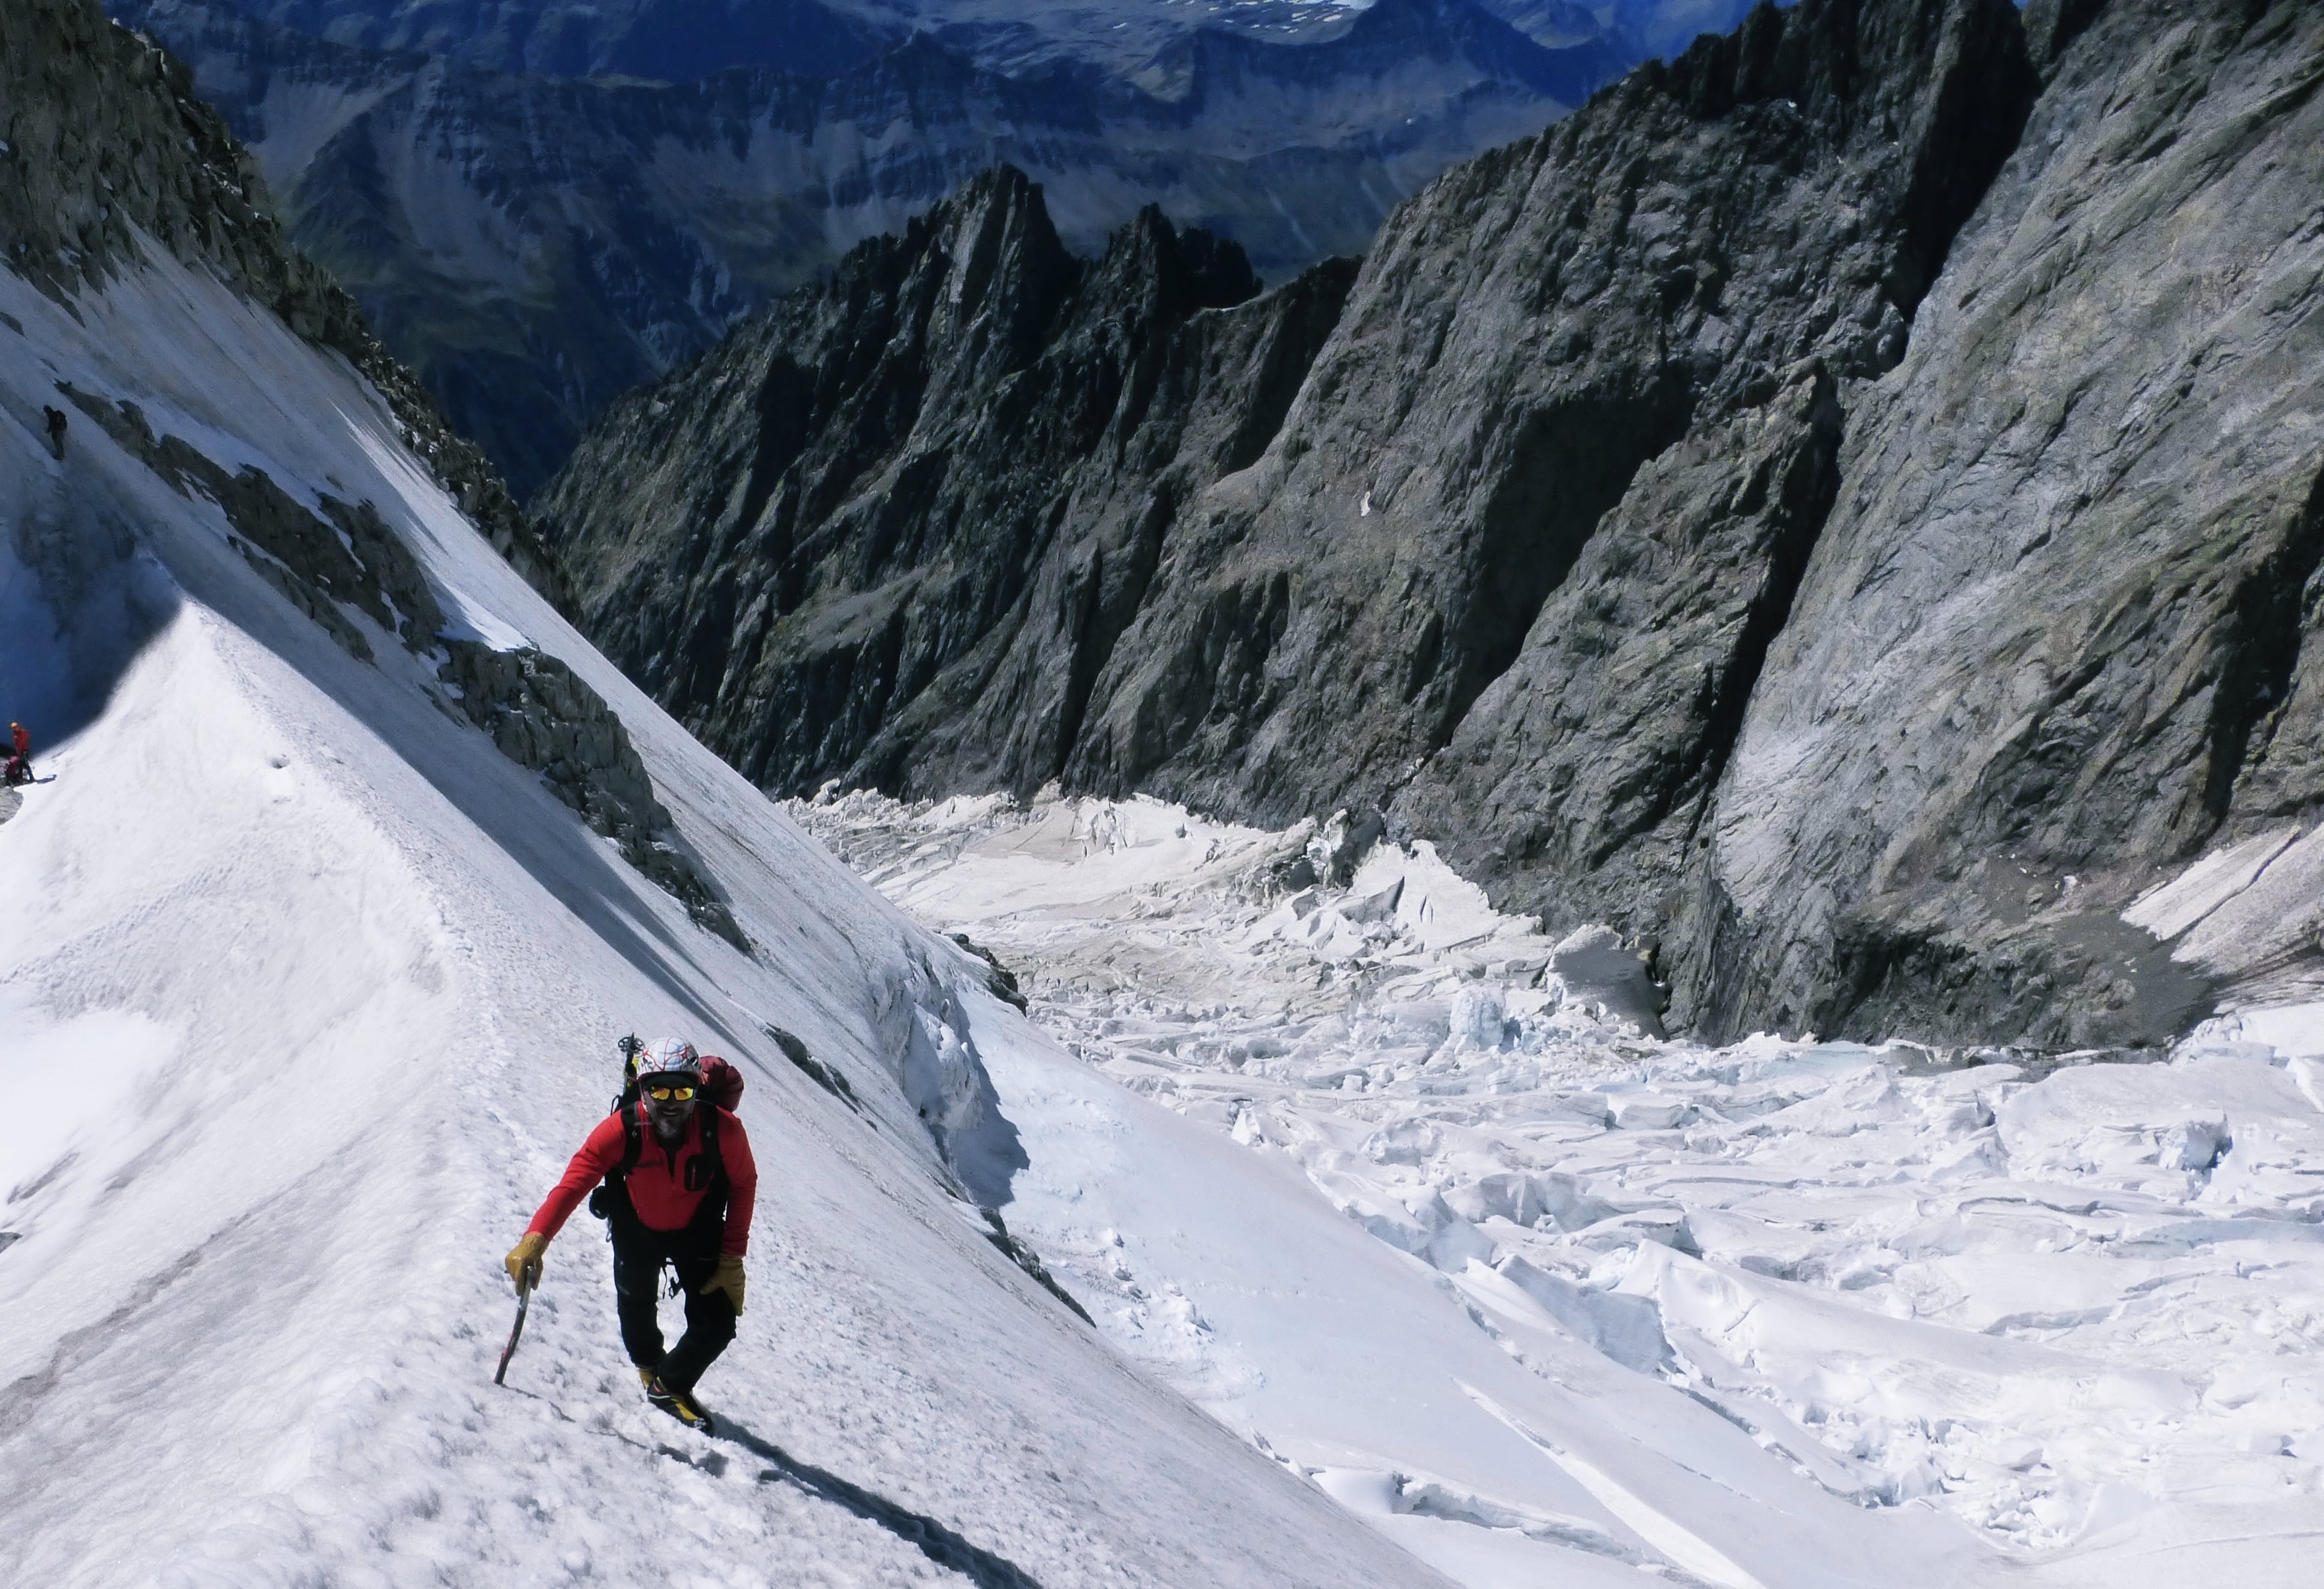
544 0 2324 1051
116 0 1631 496
1681 0 2324 1046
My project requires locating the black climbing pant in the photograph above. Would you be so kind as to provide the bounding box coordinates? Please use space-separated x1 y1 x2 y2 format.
611 1228 737 1394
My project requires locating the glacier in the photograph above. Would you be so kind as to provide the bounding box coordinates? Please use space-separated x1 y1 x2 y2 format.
793 788 2324 1587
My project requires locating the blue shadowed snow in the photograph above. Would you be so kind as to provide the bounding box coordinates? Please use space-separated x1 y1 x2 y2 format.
0 500 178 747
0 537 73 738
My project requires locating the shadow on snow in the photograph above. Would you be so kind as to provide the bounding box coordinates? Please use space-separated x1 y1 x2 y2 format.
719 1416 1047 1589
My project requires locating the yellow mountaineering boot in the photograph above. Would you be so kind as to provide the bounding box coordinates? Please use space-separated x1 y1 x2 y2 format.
645 1373 715 1434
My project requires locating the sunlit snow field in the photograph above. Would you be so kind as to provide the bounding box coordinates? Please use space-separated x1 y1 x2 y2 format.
794 789 2324 1585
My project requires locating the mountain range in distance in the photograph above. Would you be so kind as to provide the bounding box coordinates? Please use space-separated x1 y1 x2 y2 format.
142 0 1757 80
107 0 1756 495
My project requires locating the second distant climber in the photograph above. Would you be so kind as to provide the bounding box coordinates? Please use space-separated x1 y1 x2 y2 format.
505 1038 756 1431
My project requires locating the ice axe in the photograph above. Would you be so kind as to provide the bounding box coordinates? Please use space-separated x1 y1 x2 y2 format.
494 1276 533 1386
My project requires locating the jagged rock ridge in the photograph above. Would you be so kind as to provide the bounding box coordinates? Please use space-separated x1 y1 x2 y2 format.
538 168 1359 798
544 0 2324 1051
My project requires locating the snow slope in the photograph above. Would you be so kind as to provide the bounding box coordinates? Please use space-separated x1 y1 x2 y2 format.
795 791 2324 1587
0 244 1442 1587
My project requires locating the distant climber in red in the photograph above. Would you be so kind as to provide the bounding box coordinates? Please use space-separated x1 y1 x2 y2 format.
4 722 29 786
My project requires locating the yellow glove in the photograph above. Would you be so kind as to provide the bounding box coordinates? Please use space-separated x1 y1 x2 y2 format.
505 1231 547 1290
700 1254 745 1315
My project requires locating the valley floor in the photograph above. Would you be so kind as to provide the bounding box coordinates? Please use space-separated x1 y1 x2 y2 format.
794 789 2324 1588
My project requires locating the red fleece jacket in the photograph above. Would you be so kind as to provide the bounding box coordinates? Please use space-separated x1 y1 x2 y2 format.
528 1103 756 1256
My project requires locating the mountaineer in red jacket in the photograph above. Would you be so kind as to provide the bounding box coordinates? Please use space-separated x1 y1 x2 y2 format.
505 1037 756 1431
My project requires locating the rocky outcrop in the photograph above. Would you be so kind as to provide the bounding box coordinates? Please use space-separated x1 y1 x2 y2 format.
439 642 751 948
547 0 2324 1050
61 385 446 663
2 0 338 319
56 374 749 950
0 0 559 594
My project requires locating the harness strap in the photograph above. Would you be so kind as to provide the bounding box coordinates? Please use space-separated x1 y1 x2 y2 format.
608 1103 723 1192
697 1100 723 1187
614 1102 643 1183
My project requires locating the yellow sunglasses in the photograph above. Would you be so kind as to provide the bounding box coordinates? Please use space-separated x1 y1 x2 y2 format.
644 1083 696 1103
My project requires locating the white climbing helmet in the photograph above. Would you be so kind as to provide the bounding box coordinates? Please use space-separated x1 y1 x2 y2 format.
633 1037 702 1084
